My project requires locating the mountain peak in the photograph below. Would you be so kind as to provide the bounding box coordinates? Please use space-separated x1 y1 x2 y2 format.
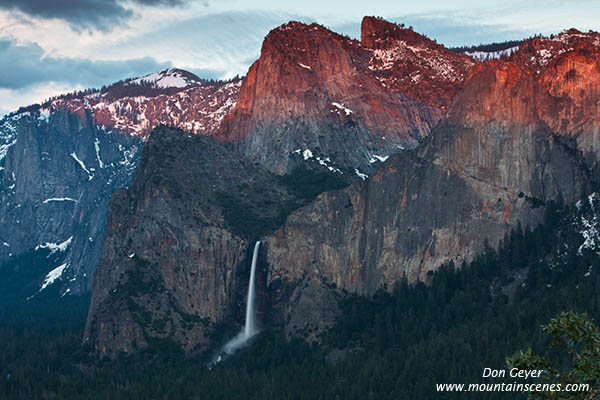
127 68 203 89
512 29 600 71
361 16 429 49
261 20 358 59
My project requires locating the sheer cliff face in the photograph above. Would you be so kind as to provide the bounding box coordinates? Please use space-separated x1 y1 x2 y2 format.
84 127 303 358
0 110 142 295
219 18 475 175
262 30 600 335
450 30 600 136
0 70 239 296
360 16 475 111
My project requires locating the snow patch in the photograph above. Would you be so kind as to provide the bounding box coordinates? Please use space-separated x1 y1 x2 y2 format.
35 236 73 253
71 152 94 180
293 149 343 174
576 193 600 255
369 154 389 163
42 197 77 204
298 63 312 70
316 156 343 174
355 169 368 180
39 263 68 291
465 46 519 61
331 102 353 116
129 69 198 89
0 131 17 163
94 138 104 168
38 108 50 122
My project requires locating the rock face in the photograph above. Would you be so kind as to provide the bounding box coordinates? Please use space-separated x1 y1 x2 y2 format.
45 69 241 138
219 17 475 175
0 69 240 296
360 16 475 110
82 23 600 355
81 17 484 356
0 109 142 295
84 126 305 358
262 29 600 336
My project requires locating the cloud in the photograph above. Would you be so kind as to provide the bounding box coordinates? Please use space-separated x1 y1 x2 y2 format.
0 38 171 90
86 11 306 80
0 0 192 31
331 14 534 48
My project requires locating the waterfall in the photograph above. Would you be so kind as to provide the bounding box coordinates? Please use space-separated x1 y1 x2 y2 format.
213 240 261 363
244 240 260 337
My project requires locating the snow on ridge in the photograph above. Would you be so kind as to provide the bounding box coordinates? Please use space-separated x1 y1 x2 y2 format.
39 262 69 292
35 236 73 253
465 46 519 62
38 108 50 122
45 76 240 138
369 41 467 84
71 152 94 180
129 69 198 89
0 115 20 162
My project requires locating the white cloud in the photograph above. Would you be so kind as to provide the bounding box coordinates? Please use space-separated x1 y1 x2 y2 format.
0 82 84 116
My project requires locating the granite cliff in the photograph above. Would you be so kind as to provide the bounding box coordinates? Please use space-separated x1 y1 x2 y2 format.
84 24 600 356
83 126 312 358
0 70 239 296
219 17 475 176
261 28 600 337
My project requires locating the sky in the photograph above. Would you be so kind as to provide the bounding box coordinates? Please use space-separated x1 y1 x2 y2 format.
1 0 599 116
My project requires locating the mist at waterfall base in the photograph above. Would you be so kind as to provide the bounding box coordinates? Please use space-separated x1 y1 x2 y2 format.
212 241 261 365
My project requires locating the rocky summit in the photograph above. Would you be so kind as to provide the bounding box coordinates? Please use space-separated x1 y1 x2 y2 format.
219 17 476 175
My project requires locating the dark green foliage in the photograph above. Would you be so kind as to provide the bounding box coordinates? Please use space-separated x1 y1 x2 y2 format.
451 40 523 54
508 312 600 399
216 191 297 238
278 165 349 202
0 248 67 303
215 163 347 238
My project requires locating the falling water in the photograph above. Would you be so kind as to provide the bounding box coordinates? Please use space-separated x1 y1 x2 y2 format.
213 240 261 362
244 240 260 337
